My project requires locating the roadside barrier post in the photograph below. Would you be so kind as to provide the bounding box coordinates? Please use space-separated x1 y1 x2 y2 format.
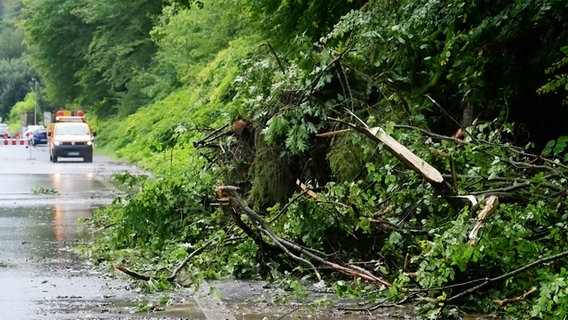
25 132 33 160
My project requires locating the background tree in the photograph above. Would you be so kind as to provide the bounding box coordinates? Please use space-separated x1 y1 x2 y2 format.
0 59 36 119
0 0 36 121
0 27 26 60
21 0 92 107
22 0 210 117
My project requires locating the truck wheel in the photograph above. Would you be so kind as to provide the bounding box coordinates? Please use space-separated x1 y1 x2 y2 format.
84 154 93 163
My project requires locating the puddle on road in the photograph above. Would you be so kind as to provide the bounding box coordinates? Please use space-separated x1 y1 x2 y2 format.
0 173 116 206
0 199 408 320
0 201 214 320
0 172 206 319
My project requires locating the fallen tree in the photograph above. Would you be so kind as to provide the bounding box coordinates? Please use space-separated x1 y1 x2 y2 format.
106 111 567 319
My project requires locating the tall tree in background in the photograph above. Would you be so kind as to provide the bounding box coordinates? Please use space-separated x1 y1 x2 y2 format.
1 0 24 25
246 0 366 48
22 0 168 116
20 0 205 116
72 0 163 116
0 0 36 121
0 27 26 59
21 0 93 107
0 59 35 119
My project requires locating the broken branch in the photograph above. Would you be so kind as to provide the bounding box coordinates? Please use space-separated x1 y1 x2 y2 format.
216 185 391 287
493 286 537 307
114 264 150 281
296 179 318 199
468 196 499 245
446 250 568 302
327 117 468 209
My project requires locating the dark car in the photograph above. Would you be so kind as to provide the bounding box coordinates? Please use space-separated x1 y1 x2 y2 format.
32 128 48 145
24 126 48 146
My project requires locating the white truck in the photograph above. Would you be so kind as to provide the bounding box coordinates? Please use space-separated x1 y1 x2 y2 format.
47 111 95 162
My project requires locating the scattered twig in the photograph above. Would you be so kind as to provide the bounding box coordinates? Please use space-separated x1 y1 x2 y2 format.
315 128 354 137
114 264 151 281
268 190 308 224
306 42 358 92
469 184 530 196
425 95 475 142
277 306 302 320
358 251 567 311
263 41 286 74
342 292 419 312
445 250 568 302
493 286 538 307
168 238 217 281
193 124 229 148
335 60 355 111
114 237 219 282
395 124 467 144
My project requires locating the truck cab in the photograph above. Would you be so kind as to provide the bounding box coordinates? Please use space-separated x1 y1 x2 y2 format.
47 110 95 162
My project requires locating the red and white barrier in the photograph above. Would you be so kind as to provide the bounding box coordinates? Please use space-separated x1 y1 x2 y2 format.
1 133 31 146
2 139 29 145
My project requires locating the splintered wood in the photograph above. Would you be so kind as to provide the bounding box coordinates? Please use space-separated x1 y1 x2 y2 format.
322 118 479 209
468 195 499 245
366 126 444 184
296 179 318 199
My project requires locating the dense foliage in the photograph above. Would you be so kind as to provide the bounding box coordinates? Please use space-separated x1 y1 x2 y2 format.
0 0 39 123
17 0 568 318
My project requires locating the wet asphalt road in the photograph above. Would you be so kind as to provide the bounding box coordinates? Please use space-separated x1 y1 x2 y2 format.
0 144 167 319
0 144 402 320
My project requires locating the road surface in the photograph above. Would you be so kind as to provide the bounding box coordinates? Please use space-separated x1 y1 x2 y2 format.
0 144 221 319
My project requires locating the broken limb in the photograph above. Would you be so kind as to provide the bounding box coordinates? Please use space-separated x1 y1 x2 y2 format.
493 286 537 307
216 185 391 287
268 189 309 224
394 124 467 144
315 128 354 138
114 264 151 281
193 124 229 148
114 237 218 282
327 117 469 209
296 179 318 199
219 186 322 281
355 250 568 312
263 41 286 74
230 207 277 252
167 237 217 281
468 195 499 245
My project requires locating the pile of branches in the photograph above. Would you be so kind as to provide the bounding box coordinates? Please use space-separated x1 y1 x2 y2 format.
116 112 567 317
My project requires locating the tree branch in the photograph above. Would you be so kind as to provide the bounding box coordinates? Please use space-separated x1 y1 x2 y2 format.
445 250 568 302
327 117 469 209
216 185 391 287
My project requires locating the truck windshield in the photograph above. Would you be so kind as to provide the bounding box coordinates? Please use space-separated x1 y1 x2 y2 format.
55 123 90 135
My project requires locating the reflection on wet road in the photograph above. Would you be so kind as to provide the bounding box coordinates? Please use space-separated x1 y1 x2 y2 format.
0 173 114 206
